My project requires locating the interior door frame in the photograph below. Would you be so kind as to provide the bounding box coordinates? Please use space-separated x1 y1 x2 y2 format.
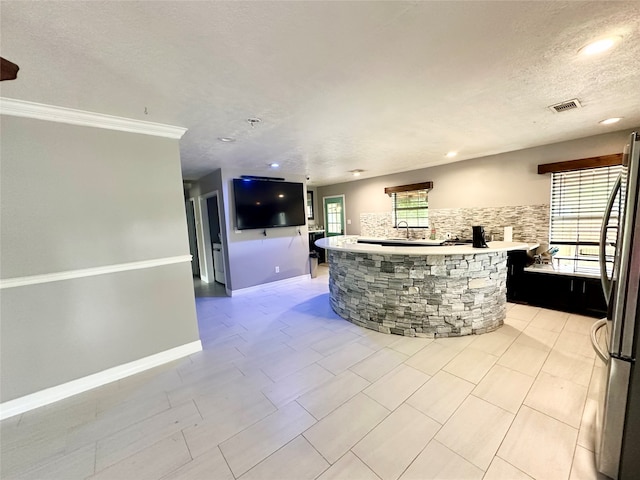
197 191 226 285
323 194 346 236
186 197 200 276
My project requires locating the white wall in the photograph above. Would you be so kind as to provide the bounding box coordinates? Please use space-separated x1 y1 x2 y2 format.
191 169 311 291
0 115 200 403
317 129 635 235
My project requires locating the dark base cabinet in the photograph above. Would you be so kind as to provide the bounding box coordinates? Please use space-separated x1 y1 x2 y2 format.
523 271 607 318
506 251 607 317
581 277 609 317
506 251 529 302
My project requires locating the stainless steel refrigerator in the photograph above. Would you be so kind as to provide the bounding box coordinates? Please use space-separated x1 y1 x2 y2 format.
592 130 640 479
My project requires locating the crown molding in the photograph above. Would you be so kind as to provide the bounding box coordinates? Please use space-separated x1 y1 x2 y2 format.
0 97 187 139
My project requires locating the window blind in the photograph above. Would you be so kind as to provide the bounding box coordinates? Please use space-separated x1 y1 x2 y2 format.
550 165 623 245
392 190 429 227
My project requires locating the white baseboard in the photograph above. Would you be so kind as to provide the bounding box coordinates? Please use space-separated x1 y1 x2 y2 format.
230 274 310 296
0 340 202 420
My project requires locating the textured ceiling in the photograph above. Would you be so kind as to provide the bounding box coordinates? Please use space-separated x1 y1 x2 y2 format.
2 1 639 186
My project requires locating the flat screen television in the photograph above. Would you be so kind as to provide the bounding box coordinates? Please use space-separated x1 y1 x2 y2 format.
233 178 306 230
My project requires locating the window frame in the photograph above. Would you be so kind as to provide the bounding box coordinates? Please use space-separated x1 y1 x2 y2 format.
549 164 623 274
391 189 429 228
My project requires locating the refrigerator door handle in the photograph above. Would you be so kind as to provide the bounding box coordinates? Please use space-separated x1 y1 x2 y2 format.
600 173 622 305
590 318 609 364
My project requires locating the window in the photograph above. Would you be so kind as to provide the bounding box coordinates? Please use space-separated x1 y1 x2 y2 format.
550 165 622 274
391 189 429 228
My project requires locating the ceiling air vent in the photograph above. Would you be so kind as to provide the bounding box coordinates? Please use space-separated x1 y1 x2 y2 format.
548 99 582 113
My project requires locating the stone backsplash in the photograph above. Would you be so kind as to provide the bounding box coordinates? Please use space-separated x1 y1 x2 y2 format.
360 204 549 246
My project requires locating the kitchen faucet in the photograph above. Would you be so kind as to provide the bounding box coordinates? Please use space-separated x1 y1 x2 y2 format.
396 221 410 239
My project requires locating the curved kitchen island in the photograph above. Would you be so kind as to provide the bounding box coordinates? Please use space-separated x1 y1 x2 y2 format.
315 236 534 337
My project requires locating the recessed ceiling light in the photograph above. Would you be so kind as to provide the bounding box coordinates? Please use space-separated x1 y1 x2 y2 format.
445 151 457 158
218 137 235 142
599 117 623 125
269 163 279 168
350 169 364 177
579 36 621 56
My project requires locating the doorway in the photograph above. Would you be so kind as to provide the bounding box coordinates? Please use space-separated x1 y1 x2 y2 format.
185 198 200 276
323 195 346 237
198 191 227 288
206 195 225 285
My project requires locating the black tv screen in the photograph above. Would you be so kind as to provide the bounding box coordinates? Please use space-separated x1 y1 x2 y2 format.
233 178 306 230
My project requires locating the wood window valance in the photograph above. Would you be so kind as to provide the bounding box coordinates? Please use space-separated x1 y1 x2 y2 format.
384 181 433 195
0 57 20 81
538 153 622 174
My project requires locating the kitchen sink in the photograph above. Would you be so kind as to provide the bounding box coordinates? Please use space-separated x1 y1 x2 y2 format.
357 237 445 247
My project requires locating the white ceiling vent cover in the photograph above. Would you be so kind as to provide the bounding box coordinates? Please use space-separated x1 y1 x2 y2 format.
548 99 582 113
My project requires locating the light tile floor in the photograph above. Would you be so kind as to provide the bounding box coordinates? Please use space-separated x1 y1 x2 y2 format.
1 265 609 479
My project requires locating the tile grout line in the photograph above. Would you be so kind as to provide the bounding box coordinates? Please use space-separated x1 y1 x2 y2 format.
347 448 385 480
488 316 550 444
491 454 535 479
217 444 238 480
351 400 446 480
421 313 551 477
233 434 311 480
305 394 392 475
487 321 587 479
92 440 98 477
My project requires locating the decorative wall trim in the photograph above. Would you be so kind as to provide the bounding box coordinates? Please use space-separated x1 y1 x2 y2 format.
0 340 202 420
231 273 310 296
0 255 192 289
0 97 187 139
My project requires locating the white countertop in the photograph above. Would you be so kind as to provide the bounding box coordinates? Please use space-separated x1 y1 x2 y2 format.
524 264 601 279
315 235 538 255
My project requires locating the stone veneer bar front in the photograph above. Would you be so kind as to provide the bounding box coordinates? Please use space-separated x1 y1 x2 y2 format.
315 236 533 337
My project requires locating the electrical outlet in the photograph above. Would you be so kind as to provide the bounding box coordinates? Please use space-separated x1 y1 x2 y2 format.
275 266 280 273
